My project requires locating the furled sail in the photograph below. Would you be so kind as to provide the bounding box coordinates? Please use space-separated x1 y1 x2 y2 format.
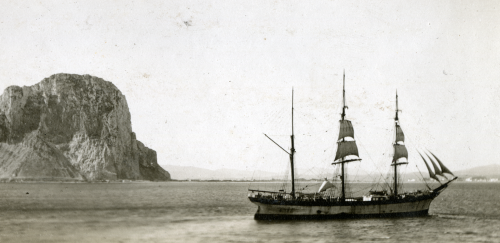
427 154 445 177
418 152 440 182
318 179 335 193
393 144 408 162
428 151 454 176
338 120 354 141
395 124 405 143
335 141 359 161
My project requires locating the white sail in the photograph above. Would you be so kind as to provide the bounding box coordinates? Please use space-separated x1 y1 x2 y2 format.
318 180 335 193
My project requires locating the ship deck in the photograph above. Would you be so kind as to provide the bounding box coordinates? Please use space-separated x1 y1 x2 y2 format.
248 193 435 207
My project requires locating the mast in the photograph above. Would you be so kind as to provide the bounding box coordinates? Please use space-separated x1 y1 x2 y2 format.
341 70 346 121
263 89 296 198
394 91 398 196
395 90 399 121
290 88 296 198
341 71 345 200
332 70 361 202
392 91 408 196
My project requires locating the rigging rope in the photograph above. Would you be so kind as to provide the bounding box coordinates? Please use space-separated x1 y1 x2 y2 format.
415 164 431 189
358 139 391 188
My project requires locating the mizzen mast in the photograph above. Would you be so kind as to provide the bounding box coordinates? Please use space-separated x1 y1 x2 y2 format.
263 89 296 199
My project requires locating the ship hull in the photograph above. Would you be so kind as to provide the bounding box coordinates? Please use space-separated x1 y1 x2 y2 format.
250 198 434 220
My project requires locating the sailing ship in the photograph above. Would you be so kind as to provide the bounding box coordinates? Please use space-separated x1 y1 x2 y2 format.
248 72 457 220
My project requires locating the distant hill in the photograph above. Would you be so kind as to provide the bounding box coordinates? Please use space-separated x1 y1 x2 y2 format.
454 164 500 178
164 164 500 181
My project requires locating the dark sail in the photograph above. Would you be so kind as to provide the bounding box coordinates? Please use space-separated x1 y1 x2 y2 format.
335 141 360 161
427 153 445 177
418 152 440 182
395 124 405 143
393 144 408 162
334 71 361 163
428 151 454 176
338 120 354 141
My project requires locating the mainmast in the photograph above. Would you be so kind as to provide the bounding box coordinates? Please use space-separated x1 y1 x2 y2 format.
392 91 408 196
332 70 361 201
341 70 346 121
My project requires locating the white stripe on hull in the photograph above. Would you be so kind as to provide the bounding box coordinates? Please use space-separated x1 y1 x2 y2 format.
252 199 433 216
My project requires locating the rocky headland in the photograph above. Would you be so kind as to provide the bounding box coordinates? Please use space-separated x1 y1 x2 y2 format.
0 73 170 181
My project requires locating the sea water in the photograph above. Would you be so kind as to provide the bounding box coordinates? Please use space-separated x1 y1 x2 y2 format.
0 182 499 243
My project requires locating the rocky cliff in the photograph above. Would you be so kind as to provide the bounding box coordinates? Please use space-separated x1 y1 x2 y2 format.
0 74 170 181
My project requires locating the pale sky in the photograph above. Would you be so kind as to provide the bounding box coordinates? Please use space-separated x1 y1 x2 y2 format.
1 0 499 176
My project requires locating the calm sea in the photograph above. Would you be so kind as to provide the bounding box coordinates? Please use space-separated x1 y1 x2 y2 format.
0 182 499 243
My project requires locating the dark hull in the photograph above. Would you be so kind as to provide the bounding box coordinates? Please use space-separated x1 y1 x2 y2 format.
254 209 429 220
250 197 434 220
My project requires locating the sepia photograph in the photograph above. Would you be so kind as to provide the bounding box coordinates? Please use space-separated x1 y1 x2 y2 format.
0 0 499 242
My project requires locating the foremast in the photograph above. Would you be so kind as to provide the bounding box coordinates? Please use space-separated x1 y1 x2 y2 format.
332 71 361 201
392 91 408 196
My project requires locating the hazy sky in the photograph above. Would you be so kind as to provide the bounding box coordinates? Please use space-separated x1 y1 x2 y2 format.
1 1 499 176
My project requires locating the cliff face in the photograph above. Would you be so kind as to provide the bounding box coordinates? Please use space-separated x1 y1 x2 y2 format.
0 74 170 181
